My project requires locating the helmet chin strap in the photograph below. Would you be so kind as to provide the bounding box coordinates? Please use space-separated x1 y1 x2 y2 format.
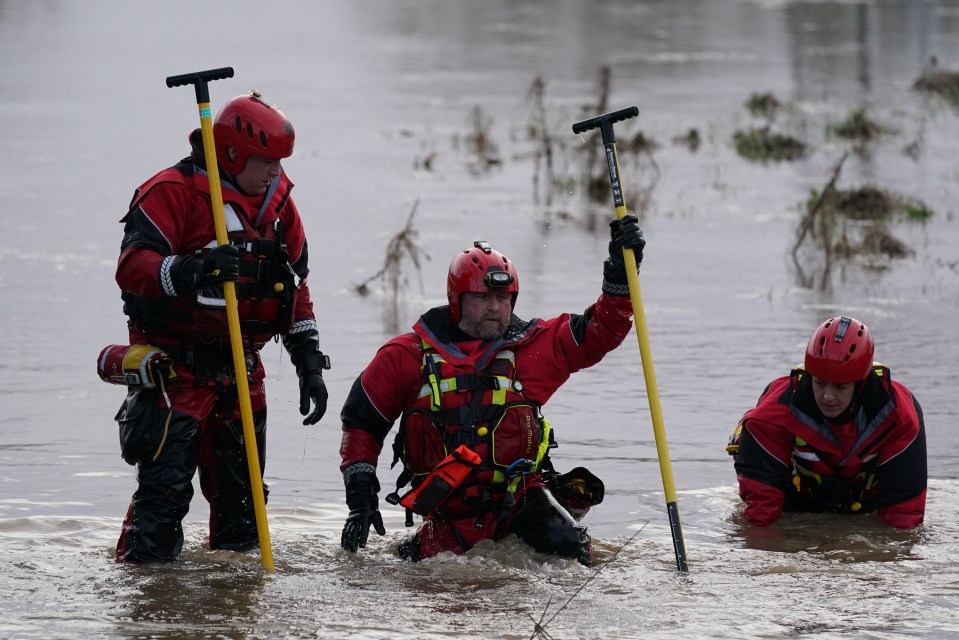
221 146 249 195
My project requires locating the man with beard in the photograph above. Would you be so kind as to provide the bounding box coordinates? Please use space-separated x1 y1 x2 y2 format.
336 219 645 566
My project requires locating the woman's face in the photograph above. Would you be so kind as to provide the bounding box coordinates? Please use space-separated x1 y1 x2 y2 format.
811 376 856 419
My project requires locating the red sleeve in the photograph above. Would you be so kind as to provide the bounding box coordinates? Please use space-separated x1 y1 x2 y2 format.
563 292 635 368
277 195 317 326
339 337 423 469
117 247 166 296
116 181 200 296
519 292 634 403
280 195 306 265
339 428 384 471
875 383 927 528
878 489 926 528
733 419 793 526
731 383 796 526
358 338 423 424
292 277 315 326
738 475 787 526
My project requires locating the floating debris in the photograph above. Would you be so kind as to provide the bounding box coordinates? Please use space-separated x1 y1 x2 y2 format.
791 153 934 288
831 186 897 221
913 57 959 107
745 92 782 119
454 105 502 175
672 128 701 152
733 126 807 162
620 130 658 155
353 200 429 332
829 186 933 224
827 108 892 144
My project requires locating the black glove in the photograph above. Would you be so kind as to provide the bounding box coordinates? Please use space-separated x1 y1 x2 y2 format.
341 465 387 552
299 371 328 425
293 350 330 425
602 214 646 296
198 244 241 287
170 244 241 294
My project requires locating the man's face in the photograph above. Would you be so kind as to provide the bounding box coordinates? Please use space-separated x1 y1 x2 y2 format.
457 291 512 340
811 376 856 419
234 154 282 196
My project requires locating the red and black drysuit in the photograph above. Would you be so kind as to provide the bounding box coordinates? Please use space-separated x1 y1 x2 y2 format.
731 366 926 528
339 294 634 565
113 129 323 563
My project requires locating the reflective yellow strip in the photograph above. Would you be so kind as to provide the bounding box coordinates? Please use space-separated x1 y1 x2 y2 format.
416 377 457 398
416 376 515 400
428 376 441 410
794 463 822 484
533 417 552 471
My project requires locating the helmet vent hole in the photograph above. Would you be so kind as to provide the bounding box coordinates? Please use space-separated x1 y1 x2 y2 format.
246 123 254 139
234 116 242 133
259 131 268 147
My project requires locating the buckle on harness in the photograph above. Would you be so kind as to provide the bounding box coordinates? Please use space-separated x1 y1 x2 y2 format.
505 458 534 478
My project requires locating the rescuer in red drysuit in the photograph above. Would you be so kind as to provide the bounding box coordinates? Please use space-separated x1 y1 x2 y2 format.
728 316 926 529
112 91 330 563
338 221 645 566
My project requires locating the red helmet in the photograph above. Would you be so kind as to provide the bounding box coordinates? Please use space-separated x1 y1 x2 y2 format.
447 241 519 322
804 316 875 383
213 90 295 174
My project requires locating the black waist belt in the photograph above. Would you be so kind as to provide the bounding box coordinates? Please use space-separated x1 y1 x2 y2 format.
169 345 260 371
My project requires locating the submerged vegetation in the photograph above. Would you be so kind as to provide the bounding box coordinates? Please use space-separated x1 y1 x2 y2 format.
913 57 959 108
733 127 807 162
733 92 807 162
510 66 660 213
827 108 894 148
745 92 782 119
354 199 429 333
791 154 934 289
454 105 502 175
362 60 949 307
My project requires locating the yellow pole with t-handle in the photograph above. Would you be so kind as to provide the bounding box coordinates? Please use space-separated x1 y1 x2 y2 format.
165 67 274 572
572 107 689 572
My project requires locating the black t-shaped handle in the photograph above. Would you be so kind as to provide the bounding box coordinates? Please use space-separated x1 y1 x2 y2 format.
571 106 639 143
165 67 234 103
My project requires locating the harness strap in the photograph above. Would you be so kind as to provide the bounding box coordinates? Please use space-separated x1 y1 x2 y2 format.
235 281 285 299
791 444 880 512
492 459 535 539
424 354 442 412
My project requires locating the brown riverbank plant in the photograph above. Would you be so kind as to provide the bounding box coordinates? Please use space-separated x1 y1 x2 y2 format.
791 154 934 288
913 57 959 108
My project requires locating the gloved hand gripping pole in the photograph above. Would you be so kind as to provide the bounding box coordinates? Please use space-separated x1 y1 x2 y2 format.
572 107 689 572
166 67 275 572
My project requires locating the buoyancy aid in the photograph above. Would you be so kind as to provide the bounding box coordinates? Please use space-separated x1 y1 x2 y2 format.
121 165 298 349
388 333 555 518
730 363 896 513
